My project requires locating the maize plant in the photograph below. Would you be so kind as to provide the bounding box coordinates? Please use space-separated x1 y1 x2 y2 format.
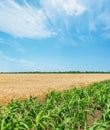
0 80 110 129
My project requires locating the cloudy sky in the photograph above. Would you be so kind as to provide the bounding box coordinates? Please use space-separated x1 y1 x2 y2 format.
0 0 110 72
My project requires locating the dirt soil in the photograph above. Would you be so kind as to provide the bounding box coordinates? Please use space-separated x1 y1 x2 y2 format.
0 74 110 103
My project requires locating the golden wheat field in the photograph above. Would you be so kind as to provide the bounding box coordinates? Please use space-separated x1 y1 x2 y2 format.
0 74 110 103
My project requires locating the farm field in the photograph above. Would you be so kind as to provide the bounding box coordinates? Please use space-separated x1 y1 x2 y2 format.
0 74 110 103
0 80 110 129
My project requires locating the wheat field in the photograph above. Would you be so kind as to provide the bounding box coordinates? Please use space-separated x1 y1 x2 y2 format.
0 74 110 103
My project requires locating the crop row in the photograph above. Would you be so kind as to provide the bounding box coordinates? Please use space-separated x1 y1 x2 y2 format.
0 80 110 130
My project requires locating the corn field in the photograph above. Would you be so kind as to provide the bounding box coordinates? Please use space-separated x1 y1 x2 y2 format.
0 80 110 130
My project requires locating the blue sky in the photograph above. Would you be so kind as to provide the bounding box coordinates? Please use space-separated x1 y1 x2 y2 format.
0 0 110 72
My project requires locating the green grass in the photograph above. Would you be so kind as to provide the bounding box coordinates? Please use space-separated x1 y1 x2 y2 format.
0 80 110 130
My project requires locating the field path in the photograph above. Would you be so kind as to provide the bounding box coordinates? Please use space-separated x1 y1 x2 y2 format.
0 74 110 103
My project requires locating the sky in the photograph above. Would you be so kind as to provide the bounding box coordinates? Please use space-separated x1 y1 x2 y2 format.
0 0 110 72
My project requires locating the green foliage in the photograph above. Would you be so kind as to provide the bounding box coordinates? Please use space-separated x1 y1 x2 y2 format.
0 80 110 129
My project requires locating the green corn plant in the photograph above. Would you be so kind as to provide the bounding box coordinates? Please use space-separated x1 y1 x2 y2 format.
0 80 110 129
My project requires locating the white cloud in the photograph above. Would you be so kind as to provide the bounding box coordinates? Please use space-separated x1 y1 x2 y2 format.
80 0 110 32
11 41 25 53
40 0 86 37
0 0 109 40
0 0 86 39
0 51 15 61
0 0 54 38
0 37 3 43
101 32 110 39
3 56 15 62
0 51 36 70
19 59 33 65
41 0 85 16
19 59 36 70
63 0 85 16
